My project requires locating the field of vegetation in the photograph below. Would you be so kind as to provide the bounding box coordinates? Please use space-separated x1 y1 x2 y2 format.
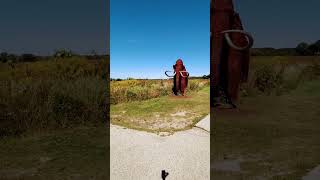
212 56 320 180
111 78 209 104
0 56 109 137
110 78 210 134
0 55 110 179
240 56 320 97
2 53 319 179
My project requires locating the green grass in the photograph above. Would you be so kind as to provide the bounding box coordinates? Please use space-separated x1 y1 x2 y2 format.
0 127 109 180
212 56 320 180
111 85 210 133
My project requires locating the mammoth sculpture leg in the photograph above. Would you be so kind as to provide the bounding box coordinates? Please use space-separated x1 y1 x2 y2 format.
226 13 251 103
172 77 178 95
180 71 188 96
173 72 180 95
212 0 234 105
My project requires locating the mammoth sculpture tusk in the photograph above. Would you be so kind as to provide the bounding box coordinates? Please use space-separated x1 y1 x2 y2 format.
179 71 189 78
165 71 176 77
221 30 254 51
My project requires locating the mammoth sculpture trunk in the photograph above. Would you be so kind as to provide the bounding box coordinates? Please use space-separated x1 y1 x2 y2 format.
211 0 253 108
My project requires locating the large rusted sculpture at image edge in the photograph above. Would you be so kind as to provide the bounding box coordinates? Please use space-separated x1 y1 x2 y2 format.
211 0 254 108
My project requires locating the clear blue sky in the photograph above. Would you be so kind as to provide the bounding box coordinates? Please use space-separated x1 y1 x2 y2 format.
0 0 109 55
235 0 320 48
110 0 210 79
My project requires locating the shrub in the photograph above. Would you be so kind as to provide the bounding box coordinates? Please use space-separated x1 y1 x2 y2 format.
20 54 37 62
254 64 285 94
241 58 320 97
110 79 209 104
0 52 9 63
298 63 320 81
51 92 86 127
189 80 200 91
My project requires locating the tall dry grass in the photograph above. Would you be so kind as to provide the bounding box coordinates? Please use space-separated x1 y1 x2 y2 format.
110 79 210 104
0 57 109 137
240 56 320 97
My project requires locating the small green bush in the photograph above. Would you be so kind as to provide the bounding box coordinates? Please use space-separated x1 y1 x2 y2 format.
51 92 86 126
254 64 285 94
299 63 320 81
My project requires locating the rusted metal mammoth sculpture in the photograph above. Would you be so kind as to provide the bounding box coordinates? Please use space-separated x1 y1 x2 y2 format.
165 59 189 96
211 0 254 108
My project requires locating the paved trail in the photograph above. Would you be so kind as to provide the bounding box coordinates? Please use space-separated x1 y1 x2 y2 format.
110 115 210 180
303 165 320 180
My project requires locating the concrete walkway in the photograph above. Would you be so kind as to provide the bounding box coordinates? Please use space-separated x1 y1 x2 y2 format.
303 165 320 180
110 115 210 180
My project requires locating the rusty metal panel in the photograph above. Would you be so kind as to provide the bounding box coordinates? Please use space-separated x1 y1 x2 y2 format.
211 0 253 108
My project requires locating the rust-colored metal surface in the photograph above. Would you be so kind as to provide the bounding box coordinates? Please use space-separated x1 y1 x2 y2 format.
166 59 189 96
211 0 253 108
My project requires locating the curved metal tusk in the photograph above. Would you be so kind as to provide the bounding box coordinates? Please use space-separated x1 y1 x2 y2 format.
221 30 254 51
165 71 176 77
179 71 189 78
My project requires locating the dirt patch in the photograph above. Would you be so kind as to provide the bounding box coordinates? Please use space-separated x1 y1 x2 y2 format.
39 156 52 164
212 159 242 172
170 111 187 117
111 114 122 118
212 107 256 118
149 117 193 130
168 95 193 99
0 168 38 179
121 110 202 132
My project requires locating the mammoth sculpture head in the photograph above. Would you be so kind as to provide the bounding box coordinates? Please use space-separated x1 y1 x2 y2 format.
174 59 189 78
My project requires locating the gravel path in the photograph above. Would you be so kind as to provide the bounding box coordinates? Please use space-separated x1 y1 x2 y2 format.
110 115 210 180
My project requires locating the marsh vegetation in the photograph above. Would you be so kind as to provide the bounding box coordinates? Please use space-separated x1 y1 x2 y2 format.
212 56 320 180
0 55 110 179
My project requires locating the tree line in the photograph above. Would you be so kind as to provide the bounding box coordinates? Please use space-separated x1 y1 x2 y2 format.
251 40 320 56
0 49 108 63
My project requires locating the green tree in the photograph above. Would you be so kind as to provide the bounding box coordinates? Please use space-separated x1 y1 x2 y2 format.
0 52 9 63
54 49 74 58
20 53 37 62
295 42 309 55
309 40 320 55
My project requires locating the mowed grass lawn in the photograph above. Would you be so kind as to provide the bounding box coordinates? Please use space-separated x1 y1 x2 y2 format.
212 56 320 180
111 84 210 134
0 127 109 180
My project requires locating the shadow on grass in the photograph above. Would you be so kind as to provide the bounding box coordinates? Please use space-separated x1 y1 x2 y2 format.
212 79 320 179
